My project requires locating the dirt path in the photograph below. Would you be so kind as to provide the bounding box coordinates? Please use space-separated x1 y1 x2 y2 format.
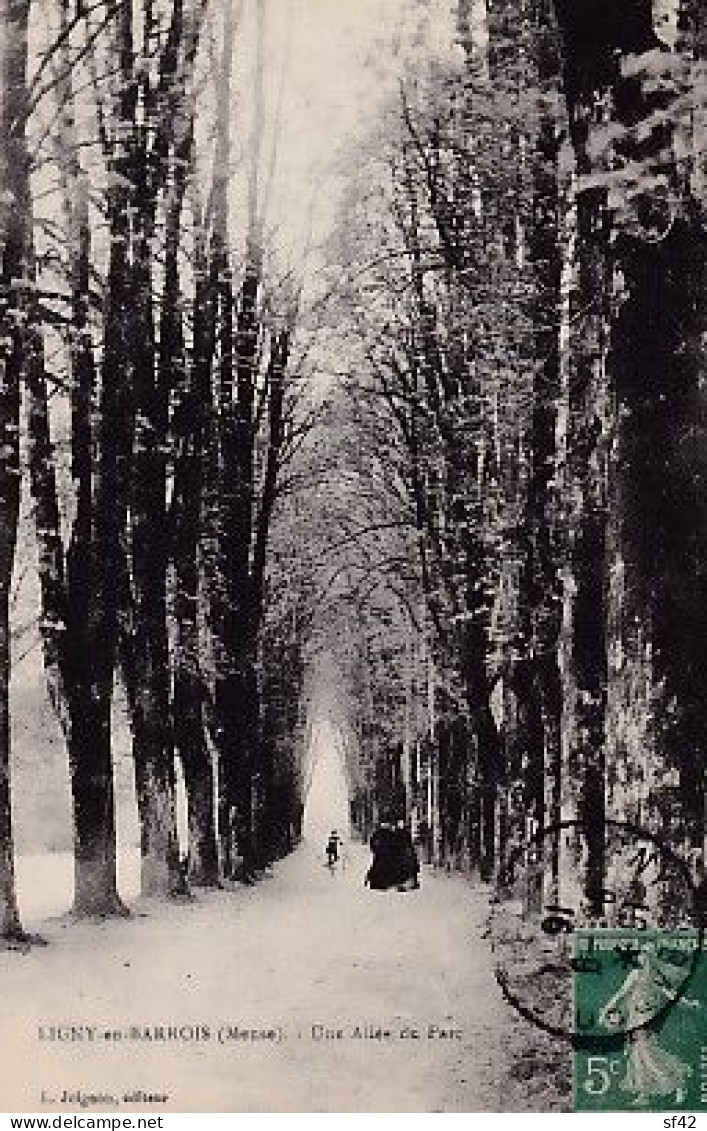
0 842 568 1112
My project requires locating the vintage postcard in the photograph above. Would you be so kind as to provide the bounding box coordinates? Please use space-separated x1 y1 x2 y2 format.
0 0 704 1114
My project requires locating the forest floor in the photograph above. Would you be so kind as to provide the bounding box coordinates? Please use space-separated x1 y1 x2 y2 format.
0 842 571 1112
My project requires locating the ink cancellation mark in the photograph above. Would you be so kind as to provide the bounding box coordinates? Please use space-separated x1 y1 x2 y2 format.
489 819 703 1047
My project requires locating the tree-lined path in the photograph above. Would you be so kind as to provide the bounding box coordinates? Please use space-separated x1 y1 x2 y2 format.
0 0 703 1113
1 841 520 1113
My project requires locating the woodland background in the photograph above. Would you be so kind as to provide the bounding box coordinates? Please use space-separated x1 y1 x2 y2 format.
0 0 704 941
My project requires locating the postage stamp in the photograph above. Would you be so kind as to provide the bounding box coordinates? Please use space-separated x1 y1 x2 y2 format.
574 929 706 1111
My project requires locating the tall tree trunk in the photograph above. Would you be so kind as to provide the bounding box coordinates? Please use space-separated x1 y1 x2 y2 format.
215 249 262 879
564 185 611 919
522 0 564 898
128 180 184 897
25 10 125 916
172 166 220 887
0 0 32 941
125 0 204 898
609 16 706 847
250 331 288 866
553 0 705 867
67 0 137 913
209 0 267 879
459 610 504 880
550 3 619 920
67 207 128 913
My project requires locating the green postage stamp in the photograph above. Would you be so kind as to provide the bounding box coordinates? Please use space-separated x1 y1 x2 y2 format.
574 929 706 1111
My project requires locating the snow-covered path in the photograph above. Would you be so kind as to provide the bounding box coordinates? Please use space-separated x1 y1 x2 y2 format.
0 842 517 1112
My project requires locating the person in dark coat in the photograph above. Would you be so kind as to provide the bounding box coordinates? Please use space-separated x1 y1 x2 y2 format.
365 823 395 889
365 821 419 891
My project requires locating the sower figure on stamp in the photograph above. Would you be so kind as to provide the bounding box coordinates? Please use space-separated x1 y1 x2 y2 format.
599 948 700 1106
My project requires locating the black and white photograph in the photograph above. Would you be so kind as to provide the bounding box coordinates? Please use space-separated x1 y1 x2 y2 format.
0 0 704 1115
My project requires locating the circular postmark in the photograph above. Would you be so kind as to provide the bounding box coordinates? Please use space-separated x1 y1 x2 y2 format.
489 818 704 1047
